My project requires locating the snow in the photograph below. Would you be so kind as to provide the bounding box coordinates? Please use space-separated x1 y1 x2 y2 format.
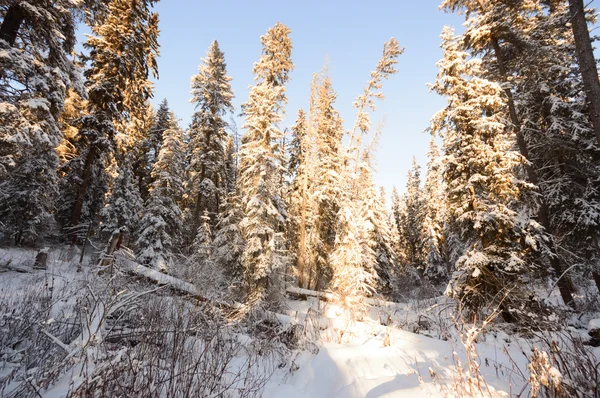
265 327 520 397
2 246 597 398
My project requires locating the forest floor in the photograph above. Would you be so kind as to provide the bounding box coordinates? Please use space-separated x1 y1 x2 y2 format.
1 246 599 397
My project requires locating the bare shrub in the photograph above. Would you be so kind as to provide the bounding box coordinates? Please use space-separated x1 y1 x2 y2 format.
1 263 278 398
527 332 600 397
72 297 270 397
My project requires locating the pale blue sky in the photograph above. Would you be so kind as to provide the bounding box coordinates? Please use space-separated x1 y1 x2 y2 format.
79 1 466 196
146 0 467 197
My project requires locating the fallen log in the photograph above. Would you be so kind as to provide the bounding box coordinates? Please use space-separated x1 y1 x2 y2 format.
285 285 407 312
115 253 293 325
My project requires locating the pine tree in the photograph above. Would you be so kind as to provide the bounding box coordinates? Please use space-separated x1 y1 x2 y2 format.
136 119 185 271
186 40 234 239
238 22 293 305
149 99 172 163
0 0 81 245
430 27 544 316
57 0 159 238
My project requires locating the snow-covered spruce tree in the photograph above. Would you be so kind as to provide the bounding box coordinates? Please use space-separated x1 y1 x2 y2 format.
212 192 245 282
401 157 426 271
57 0 159 238
136 119 185 271
0 0 82 245
390 186 408 265
330 38 402 313
309 75 346 291
430 27 544 318
568 0 600 146
224 134 237 195
361 166 398 294
148 98 171 164
191 210 213 266
130 98 173 203
422 138 449 283
186 40 234 241
504 2 600 295
99 155 143 246
57 89 88 168
238 22 293 306
126 102 158 202
329 179 378 317
286 108 314 288
439 0 578 306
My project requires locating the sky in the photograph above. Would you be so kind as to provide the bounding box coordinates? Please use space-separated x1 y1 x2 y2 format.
82 0 466 198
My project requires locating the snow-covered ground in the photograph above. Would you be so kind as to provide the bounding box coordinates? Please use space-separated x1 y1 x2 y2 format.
1 246 599 398
264 298 530 397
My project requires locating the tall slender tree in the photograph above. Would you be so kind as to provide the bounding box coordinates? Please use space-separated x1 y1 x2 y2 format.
238 22 294 305
186 40 234 237
401 158 426 270
136 114 185 271
310 76 345 290
422 138 448 283
330 38 402 312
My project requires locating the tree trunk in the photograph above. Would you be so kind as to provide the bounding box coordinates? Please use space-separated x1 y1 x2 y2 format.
0 5 24 47
194 164 206 226
34 248 49 270
100 229 122 267
569 0 600 147
592 271 600 296
71 145 98 238
490 38 576 308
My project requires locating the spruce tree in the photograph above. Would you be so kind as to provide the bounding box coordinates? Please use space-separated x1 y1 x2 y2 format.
422 139 448 283
402 157 426 271
390 186 408 265
430 27 544 316
286 108 313 288
186 40 234 238
100 156 143 245
212 193 245 280
509 2 600 295
238 22 293 305
440 0 598 305
310 76 345 290
136 118 185 271
0 0 81 245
